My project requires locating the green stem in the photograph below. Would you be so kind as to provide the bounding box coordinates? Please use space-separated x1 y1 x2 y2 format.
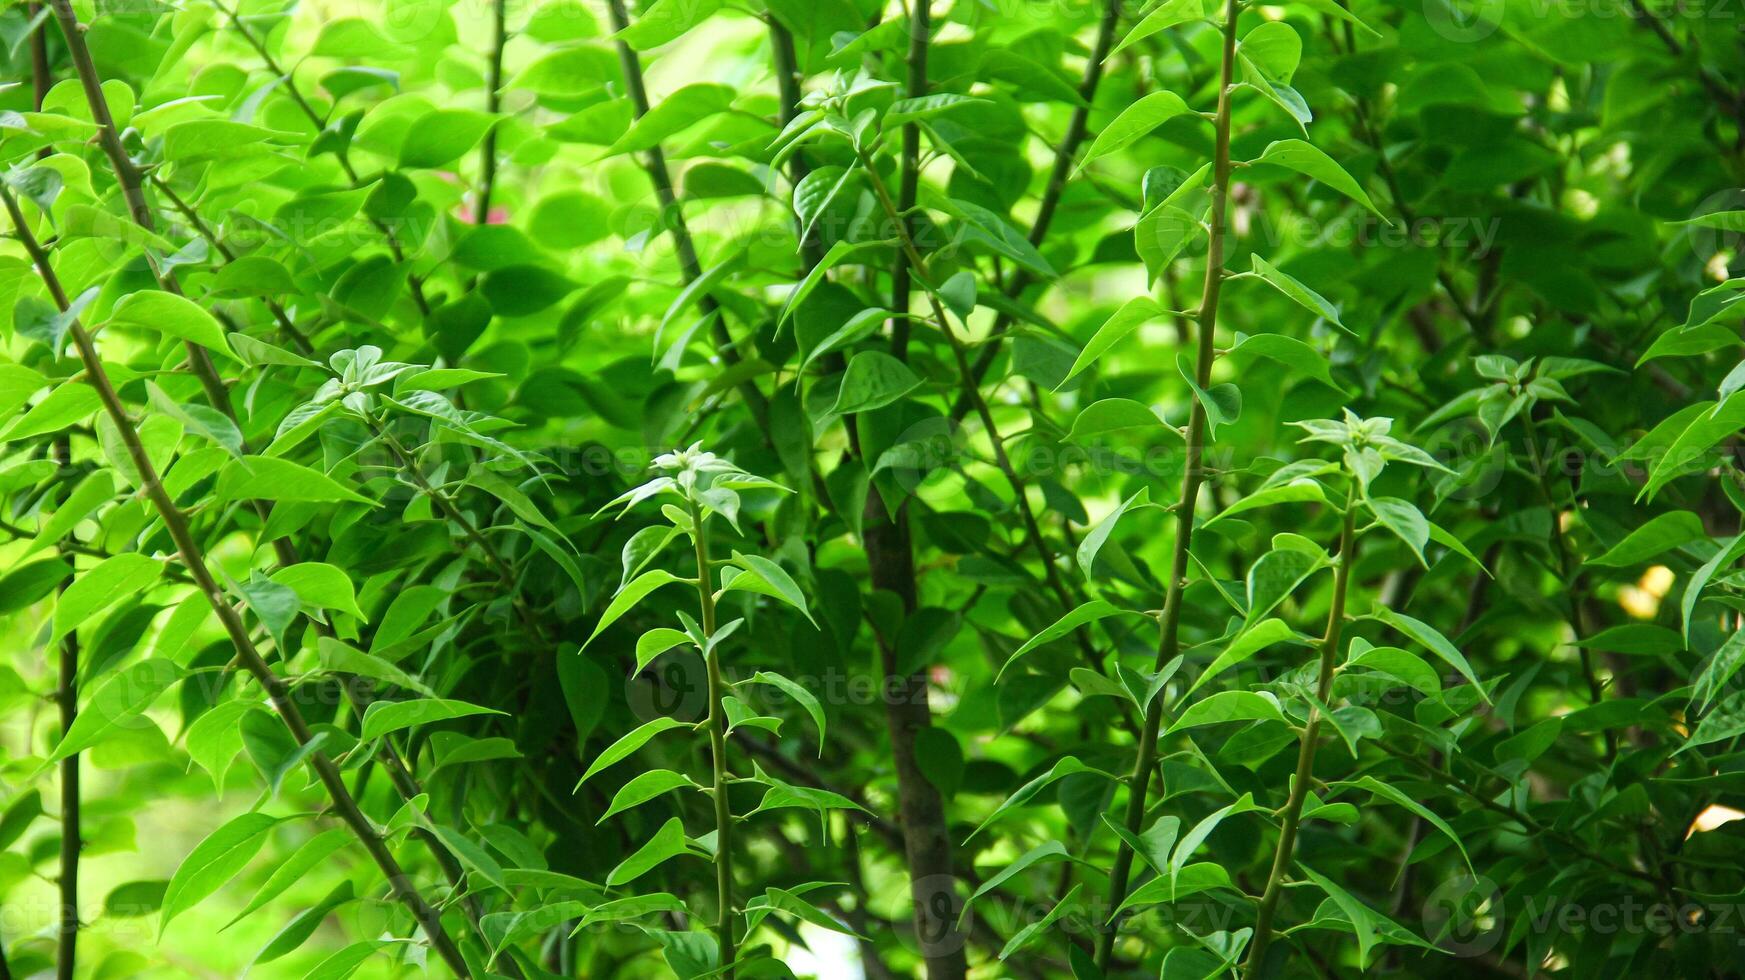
689 502 736 972
1244 485 1359 975
0 184 476 980
45 0 234 415
1094 0 1240 963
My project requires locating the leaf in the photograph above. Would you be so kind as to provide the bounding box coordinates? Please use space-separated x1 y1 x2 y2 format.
1244 547 1322 623
160 812 283 935
1240 255 1348 334
1370 607 1487 699
1065 399 1175 442
1367 497 1430 566
225 828 352 928
614 0 724 48
1177 352 1241 437
1297 863 1381 968
1077 488 1154 579
829 351 922 415
1186 618 1297 695
607 817 693 885
1060 298 1166 386
1683 689 1745 752
743 671 827 748
1109 0 1204 59
604 84 736 156
359 699 506 740
1586 510 1706 567
999 600 1144 679
1693 630 1745 710
108 291 234 358
964 757 1115 842
270 563 366 621
1078 92 1194 172
1165 691 1288 733
723 553 817 625
961 842 1076 921
318 638 434 697
584 569 686 648
215 457 374 505
576 717 692 786
598 770 698 824
54 553 163 641
1167 793 1261 896
1254 139 1386 219
1227 332 1338 388
1335 775 1471 872
184 700 259 793
1347 645 1440 694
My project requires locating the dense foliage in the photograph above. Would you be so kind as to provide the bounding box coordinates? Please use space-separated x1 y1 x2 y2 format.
1 0 1744 974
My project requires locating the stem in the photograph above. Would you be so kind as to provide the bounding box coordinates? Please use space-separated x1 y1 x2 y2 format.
476 0 506 224
45 0 239 418
889 0 930 357
1245 486 1358 974
30 14 76 979
0 185 475 980
54 443 79 980
766 19 826 270
604 0 770 431
1095 0 1240 963
689 502 736 972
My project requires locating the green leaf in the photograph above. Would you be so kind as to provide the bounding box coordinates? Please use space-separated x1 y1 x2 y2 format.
54 553 163 641
598 770 698 824
1000 599 1144 679
577 717 692 786
1109 0 1204 59
1077 487 1155 579
1240 255 1349 334
743 671 827 749
1065 399 1175 442
184 700 259 793
1334 775 1471 872
962 842 1076 921
108 290 234 358
46 658 180 765
1367 497 1430 566
359 699 506 740
607 817 693 886
1165 691 1287 733
965 757 1115 842
1297 863 1382 968
1060 298 1166 386
215 457 374 505
584 569 686 648
1586 510 1706 567
1185 618 1297 695
270 563 366 621
1078 92 1194 172
160 812 283 935
1370 607 1488 699
604 84 736 157
1253 139 1385 219
722 553 817 626
1227 332 1338 388
225 828 352 928
829 351 922 415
